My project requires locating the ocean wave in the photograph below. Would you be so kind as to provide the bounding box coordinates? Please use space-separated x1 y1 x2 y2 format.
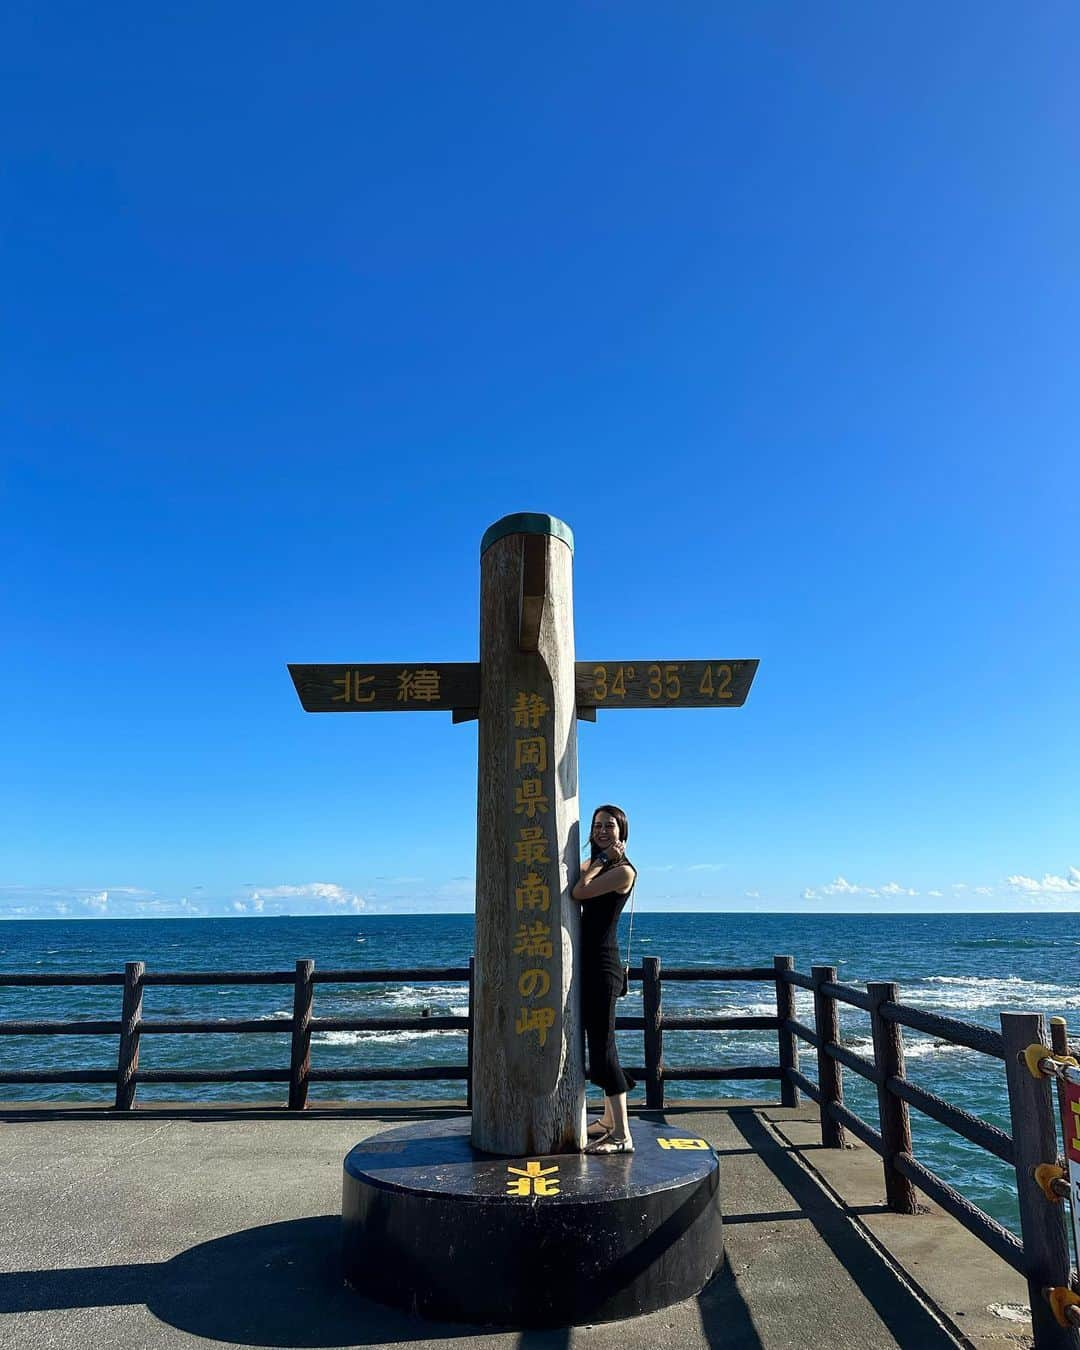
313 1028 466 1046
380 983 468 1005
956 937 1080 950
841 1033 977 1062
909 975 1079 1012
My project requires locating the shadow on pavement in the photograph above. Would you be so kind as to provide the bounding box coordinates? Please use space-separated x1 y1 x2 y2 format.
1 1211 758 1348
0 1215 484 1346
729 1110 956 1349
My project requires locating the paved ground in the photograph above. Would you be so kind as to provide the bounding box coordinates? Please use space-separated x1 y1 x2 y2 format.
0 1101 1034 1350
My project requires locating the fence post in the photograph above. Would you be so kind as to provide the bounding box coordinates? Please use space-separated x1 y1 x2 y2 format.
115 960 144 1111
288 959 314 1110
466 957 475 1109
811 965 845 1147
1050 1017 1071 1140
1000 1011 1079 1350
643 956 664 1110
774 955 799 1108
867 982 918 1213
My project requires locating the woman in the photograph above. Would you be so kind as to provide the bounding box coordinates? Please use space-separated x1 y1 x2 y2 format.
571 803 637 1154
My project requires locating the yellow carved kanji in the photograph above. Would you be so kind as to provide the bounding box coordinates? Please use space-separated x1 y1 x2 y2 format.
1071 1099 1080 1153
514 826 551 866
512 692 549 729
396 668 441 703
515 1004 555 1046
514 777 549 818
657 1137 710 1150
518 968 551 998
514 919 553 959
332 671 375 704
506 1160 560 1197
514 736 548 771
515 872 550 913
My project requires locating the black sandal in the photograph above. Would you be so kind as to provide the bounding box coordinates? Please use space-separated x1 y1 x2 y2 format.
585 1134 634 1154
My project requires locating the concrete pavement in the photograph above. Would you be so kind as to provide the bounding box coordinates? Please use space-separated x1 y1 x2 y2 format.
0 1102 1033 1350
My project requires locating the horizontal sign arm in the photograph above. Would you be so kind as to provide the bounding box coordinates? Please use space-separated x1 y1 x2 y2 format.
289 658 759 714
288 663 480 712
575 660 758 709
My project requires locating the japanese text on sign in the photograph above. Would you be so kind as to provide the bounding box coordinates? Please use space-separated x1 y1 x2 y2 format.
510 686 556 1050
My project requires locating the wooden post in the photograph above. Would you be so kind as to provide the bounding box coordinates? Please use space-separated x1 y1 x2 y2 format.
811 965 845 1148
115 960 144 1110
288 959 314 1110
867 981 919 1213
643 956 664 1110
774 955 799 1108
472 514 585 1155
466 956 475 1109
1001 1011 1079 1350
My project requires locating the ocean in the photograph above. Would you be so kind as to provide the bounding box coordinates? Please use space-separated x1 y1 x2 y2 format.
2 910 1077 1237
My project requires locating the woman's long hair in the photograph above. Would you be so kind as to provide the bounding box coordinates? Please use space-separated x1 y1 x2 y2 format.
589 804 630 862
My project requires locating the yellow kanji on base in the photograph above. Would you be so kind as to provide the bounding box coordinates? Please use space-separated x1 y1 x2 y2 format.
506 1160 560 1197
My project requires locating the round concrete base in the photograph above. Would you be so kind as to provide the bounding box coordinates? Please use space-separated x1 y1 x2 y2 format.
341 1116 723 1328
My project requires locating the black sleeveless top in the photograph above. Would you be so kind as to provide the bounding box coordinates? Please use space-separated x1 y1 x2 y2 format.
580 856 636 977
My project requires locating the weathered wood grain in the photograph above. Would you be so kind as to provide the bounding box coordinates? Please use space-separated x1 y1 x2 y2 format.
472 522 584 1155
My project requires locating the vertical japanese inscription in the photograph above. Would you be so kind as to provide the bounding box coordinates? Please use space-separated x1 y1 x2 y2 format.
510 690 558 1054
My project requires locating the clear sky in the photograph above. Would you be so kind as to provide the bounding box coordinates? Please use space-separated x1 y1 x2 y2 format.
3 4 1077 919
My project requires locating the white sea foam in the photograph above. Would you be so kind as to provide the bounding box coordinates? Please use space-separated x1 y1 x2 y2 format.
382 983 468 1006
841 1033 976 1061
908 975 1079 1012
313 1028 465 1046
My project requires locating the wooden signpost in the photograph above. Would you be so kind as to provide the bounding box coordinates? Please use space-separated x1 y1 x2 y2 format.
288 512 758 1155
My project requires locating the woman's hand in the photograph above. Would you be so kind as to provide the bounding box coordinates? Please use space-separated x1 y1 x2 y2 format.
605 840 626 864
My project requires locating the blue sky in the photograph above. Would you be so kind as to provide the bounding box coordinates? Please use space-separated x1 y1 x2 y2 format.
3 3 1077 918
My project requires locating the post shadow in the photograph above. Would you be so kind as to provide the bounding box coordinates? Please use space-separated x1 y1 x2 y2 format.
729 1110 958 1349
0 1216 483 1347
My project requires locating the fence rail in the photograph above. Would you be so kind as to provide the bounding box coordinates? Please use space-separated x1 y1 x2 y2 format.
1 952 1077 1346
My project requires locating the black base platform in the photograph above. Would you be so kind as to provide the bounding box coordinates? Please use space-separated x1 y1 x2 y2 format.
341 1116 723 1327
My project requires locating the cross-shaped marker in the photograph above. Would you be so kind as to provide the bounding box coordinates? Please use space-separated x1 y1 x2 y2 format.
289 513 758 1156
506 1160 561 1196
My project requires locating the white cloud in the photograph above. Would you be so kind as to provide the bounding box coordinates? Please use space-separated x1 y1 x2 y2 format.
688 863 726 873
879 882 918 897
973 886 993 896
927 890 943 897
822 876 877 896
1006 868 1080 896
80 891 110 911
249 882 365 910
744 890 761 898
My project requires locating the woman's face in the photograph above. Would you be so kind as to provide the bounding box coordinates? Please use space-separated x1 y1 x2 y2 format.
591 812 621 851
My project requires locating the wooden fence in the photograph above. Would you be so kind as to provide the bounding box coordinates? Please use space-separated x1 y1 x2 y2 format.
1 953 1077 1346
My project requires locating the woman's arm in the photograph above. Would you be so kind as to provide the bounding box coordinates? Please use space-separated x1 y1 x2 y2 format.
572 861 634 902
